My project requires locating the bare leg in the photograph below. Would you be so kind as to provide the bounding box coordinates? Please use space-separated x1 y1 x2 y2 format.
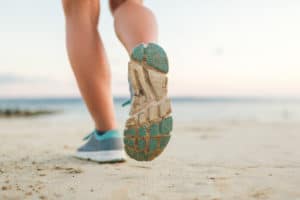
62 0 116 131
110 0 158 53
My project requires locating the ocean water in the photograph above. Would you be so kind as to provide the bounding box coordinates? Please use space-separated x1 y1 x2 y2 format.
1 97 300 126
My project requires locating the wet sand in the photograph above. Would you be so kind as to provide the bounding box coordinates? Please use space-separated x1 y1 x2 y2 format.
0 119 300 200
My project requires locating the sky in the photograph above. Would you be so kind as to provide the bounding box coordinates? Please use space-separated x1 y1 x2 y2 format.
0 0 300 98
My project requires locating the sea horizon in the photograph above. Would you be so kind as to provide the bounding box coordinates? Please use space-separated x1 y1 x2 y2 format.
1 95 300 102
1 95 300 124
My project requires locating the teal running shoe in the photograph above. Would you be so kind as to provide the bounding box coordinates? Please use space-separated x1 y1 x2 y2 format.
123 43 173 161
75 130 126 163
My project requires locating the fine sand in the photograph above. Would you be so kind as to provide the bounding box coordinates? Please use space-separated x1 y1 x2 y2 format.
0 118 300 200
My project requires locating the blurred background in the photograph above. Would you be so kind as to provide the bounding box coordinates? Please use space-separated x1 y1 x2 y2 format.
1 0 300 98
1 0 300 124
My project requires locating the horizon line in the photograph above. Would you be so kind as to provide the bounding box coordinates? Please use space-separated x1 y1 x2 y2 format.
1 95 300 101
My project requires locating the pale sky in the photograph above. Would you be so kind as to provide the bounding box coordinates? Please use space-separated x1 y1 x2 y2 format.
0 0 300 97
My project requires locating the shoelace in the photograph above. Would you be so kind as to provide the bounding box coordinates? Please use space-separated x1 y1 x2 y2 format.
122 82 134 107
122 99 131 107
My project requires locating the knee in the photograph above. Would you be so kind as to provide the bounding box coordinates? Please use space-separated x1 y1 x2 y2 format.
109 0 142 13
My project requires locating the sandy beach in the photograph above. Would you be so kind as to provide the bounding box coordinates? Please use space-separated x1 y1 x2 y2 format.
1 116 300 200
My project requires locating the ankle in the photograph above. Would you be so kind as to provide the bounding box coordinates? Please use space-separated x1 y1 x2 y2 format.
95 123 117 132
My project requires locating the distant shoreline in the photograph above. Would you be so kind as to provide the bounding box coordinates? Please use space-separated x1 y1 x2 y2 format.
0 108 61 118
0 96 300 103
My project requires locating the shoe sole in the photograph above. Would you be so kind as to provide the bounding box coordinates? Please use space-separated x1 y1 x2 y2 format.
75 150 126 163
124 43 172 161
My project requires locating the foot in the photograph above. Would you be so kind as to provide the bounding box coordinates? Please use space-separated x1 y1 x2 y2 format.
75 130 126 163
123 43 173 161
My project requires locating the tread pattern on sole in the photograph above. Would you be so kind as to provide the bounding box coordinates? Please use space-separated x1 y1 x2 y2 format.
131 43 169 73
125 43 172 161
124 116 172 161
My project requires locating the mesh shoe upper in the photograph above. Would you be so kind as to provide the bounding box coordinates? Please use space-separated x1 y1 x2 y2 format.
77 130 123 152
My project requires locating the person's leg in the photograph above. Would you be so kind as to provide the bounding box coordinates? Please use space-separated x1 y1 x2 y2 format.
62 0 116 131
110 0 158 53
110 0 173 161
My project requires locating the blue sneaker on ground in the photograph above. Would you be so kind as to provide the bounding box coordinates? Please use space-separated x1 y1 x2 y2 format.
75 130 126 163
